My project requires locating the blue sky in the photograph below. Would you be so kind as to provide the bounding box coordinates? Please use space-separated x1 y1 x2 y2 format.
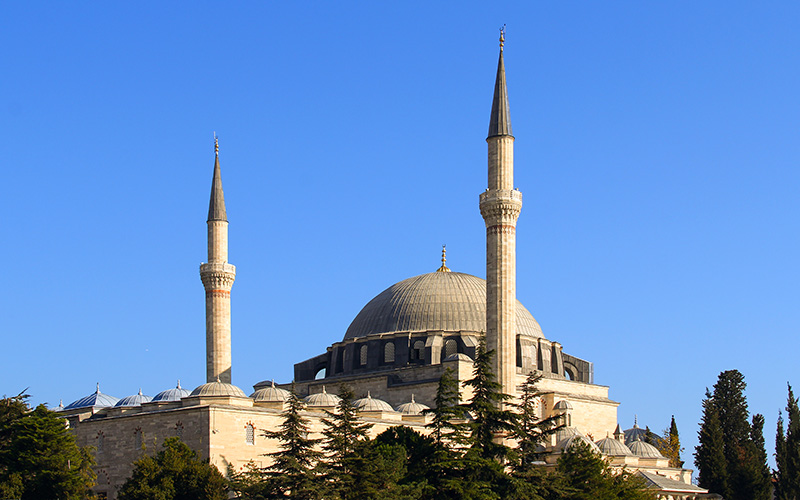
2 2 798 468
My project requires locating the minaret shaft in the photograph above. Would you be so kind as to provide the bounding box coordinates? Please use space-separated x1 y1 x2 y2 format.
480 40 520 399
200 148 235 384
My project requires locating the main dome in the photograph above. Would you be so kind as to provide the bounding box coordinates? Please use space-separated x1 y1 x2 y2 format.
344 271 544 340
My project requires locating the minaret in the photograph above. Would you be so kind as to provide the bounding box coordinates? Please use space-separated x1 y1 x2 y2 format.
200 136 236 383
479 28 522 399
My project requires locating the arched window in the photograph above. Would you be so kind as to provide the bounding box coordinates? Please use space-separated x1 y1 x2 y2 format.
96 431 105 455
359 344 368 367
412 340 425 361
245 423 255 445
175 421 184 439
444 339 458 358
384 342 395 364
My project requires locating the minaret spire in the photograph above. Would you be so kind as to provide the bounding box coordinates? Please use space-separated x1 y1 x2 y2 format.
200 136 236 383
480 29 522 403
488 26 512 139
208 133 227 222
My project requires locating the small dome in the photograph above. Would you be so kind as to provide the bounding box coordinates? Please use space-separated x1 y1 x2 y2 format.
629 438 664 458
557 434 601 454
305 386 341 407
624 420 649 445
444 353 473 362
595 437 633 456
554 426 580 443
354 392 394 412
554 400 573 411
251 381 291 403
395 394 430 415
115 389 152 407
65 384 119 410
152 381 191 402
190 379 247 398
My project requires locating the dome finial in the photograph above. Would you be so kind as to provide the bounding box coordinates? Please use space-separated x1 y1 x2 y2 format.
214 132 219 156
634 415 638 428
96 383 101 394
436 245 451 272
411 394 415 403
177 379 182 389
499 25 505 52
216 375 221 383
271 379 276 388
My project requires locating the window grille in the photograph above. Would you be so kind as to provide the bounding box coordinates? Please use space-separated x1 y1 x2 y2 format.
444 339 457 358
384 342 395 364
246 423 255 445
175 422 184 439
134 428 142 450
359 344 368 366
96 432 104 455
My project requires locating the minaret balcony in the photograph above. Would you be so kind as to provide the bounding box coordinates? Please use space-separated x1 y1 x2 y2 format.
479 189 522 223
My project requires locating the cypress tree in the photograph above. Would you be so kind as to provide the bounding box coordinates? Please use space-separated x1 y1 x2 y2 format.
776 384 800 500
747 413 771 500
461 337 517 461
695 370 770 500
695 391 729 496
775 411 788 500
657 416 683 469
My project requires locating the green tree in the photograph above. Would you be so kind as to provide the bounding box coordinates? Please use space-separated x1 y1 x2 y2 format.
694 370 770 500
461 338 517 461
321 385 373 496
695 394 729 496
258 386 324 499
423 368 467 447
656 415 683 469
555 440 656 500
118 437 227 500
511 371 560 474
775 383 800 500
0 395 95 500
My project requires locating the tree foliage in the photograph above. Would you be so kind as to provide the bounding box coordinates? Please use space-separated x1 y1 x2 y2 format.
461 338 517 461
655 415 684 469
0 394 95 500
694 370 770 500
555 440 656 500
258 386 325 499
775 383 800 500
423 368 467 447
511 371 560 474
118 436 227 500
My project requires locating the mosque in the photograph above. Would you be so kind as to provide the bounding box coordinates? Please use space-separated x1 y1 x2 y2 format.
57 35 710 500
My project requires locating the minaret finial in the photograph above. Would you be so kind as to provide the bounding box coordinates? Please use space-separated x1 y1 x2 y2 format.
214 132 219 156
499 25 505 52
436 245 451 272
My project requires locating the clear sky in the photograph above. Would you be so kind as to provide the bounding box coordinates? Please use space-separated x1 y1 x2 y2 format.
2 2 798 469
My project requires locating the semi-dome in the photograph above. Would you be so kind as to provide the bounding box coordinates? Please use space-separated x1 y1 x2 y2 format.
115 389 152 407
344 271 543 340
190 380 247 398
595 437 633 456
554 400 573 411
251 381 291 403
629 438 664 458
353 392 394 412
444 353 473 362
152 381 191 402
395 395 430 415
305 386 341 407
554 426 580 443
65 384 119 410
557 434 602 454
